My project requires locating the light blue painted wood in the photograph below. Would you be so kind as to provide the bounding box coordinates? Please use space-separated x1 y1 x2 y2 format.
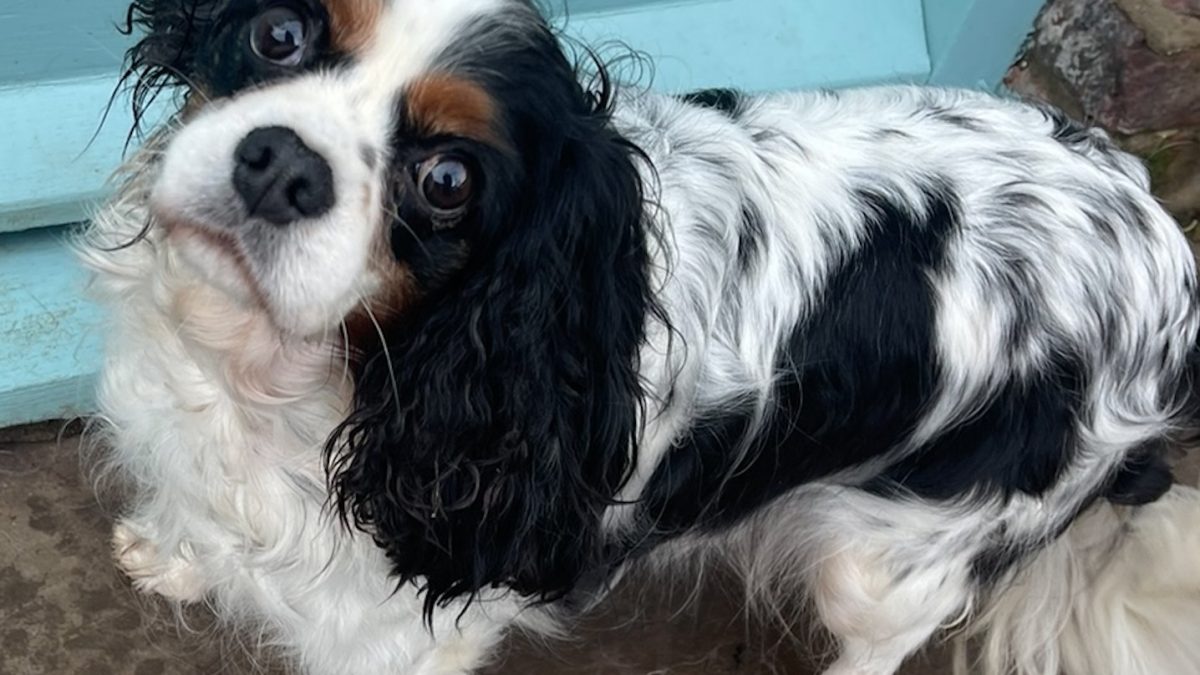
922 0 1043 89
0 227 102 428
0 76 165 235
549 0 678 14
0 0 140 234
0 0 930 234
566 0 931 93
0 1 131 87
0 0 1042 427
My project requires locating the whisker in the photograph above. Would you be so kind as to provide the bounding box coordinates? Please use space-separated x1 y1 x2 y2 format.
383 204 432 259
337 318 353 386
355 289 403 420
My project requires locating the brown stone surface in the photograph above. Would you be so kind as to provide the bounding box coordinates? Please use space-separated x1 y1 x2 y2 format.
0 422 956 674
1123 129 1200 224
6 420 1199 673
1114 0 1200 55
1164 0 1200 19
5 418 1200 673
0 422 249 675
1006 0 1200 134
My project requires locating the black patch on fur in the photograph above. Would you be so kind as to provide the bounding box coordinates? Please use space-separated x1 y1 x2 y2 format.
736 203 764 273
1044 106 1093 147
927 106 985 131
679 87 742 116
871 127 914 141
969 524 1023 585
1105 440 1174 505
632 183 958 539
327 8 662 622
1040 105 1132 175
394 233 471 291
992 252 1041 359
869 358 1085 499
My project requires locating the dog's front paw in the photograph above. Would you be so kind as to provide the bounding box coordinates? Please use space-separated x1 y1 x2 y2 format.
112 520 206 603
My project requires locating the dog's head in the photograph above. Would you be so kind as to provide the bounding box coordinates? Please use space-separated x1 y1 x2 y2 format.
125 0 655 614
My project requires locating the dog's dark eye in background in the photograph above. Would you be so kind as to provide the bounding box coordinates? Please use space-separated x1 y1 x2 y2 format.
125 0 332 100
249 3 314 66
250 5 312 67
415 154 475 216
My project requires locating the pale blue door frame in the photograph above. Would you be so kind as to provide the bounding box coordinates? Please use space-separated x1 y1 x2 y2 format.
0 0 1044 427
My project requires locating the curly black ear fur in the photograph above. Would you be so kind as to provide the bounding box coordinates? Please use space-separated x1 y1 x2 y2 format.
326 23 657 619
118 1 212 140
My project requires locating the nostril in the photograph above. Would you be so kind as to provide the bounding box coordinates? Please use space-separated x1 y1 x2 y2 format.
287 177 314 215
235 131 276 172
288 177 310 204
288 164 335 218
232 126 336 225
242 144 274 172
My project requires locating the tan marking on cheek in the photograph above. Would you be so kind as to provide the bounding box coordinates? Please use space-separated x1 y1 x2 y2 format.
344 258 418 356
324 0 383 53
359 187 420 322
370 259 419 319
405 75 501 144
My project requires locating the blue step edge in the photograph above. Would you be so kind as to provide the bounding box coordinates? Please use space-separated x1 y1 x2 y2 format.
0 226 103 428
0 74 168 235
922 0 1044 90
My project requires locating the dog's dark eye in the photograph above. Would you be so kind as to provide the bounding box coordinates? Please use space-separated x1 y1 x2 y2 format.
416 155 474 215
250 5 310 66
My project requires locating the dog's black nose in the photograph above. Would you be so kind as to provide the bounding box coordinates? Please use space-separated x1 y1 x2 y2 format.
233 126 335 225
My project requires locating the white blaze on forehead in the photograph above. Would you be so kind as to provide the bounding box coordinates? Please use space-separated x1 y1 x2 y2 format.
351 0 510 112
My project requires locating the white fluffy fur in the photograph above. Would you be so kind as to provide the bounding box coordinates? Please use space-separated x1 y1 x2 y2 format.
964 485 1200 675
83 150 524 674
83 1 1200 672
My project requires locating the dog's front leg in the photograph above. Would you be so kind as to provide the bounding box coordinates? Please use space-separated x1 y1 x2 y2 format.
112 519 207 603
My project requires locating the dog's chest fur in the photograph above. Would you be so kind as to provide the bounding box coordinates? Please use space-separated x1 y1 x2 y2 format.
96 230 344 546
85 184 520 674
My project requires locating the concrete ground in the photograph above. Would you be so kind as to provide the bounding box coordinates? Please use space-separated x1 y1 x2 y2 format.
2 420 1196 674
0 420 966 675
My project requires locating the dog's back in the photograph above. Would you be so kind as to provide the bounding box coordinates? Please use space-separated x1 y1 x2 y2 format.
605 85 1200 674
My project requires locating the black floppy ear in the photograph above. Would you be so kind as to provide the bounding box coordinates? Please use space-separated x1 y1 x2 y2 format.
327 62 657 617
119 1 213 137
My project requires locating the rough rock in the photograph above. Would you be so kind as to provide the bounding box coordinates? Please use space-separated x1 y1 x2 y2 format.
1164 0 1200 19
1123 129 1200 226
1005 0 1200 134
1115 0 1200 54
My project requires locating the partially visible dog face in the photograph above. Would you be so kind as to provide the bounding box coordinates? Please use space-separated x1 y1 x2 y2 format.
138 0 561 335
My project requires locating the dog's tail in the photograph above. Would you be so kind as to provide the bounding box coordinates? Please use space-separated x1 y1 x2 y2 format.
960 482 1200 675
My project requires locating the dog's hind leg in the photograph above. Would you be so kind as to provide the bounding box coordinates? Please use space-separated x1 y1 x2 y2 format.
812 543 973 675
791 488 986 675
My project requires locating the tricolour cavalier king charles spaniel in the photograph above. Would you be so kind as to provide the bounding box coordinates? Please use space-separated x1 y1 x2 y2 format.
81 0 1200 673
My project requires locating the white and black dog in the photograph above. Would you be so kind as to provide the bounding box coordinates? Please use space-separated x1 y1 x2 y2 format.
81 0 1200 673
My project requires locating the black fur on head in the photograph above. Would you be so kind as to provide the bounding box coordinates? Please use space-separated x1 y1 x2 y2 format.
106 1 213 250
325 8 660 620
119 0 336 140
119 0 211 141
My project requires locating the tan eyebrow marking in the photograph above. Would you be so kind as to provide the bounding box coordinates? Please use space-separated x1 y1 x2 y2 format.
324 0 383 53
404 74 501 145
